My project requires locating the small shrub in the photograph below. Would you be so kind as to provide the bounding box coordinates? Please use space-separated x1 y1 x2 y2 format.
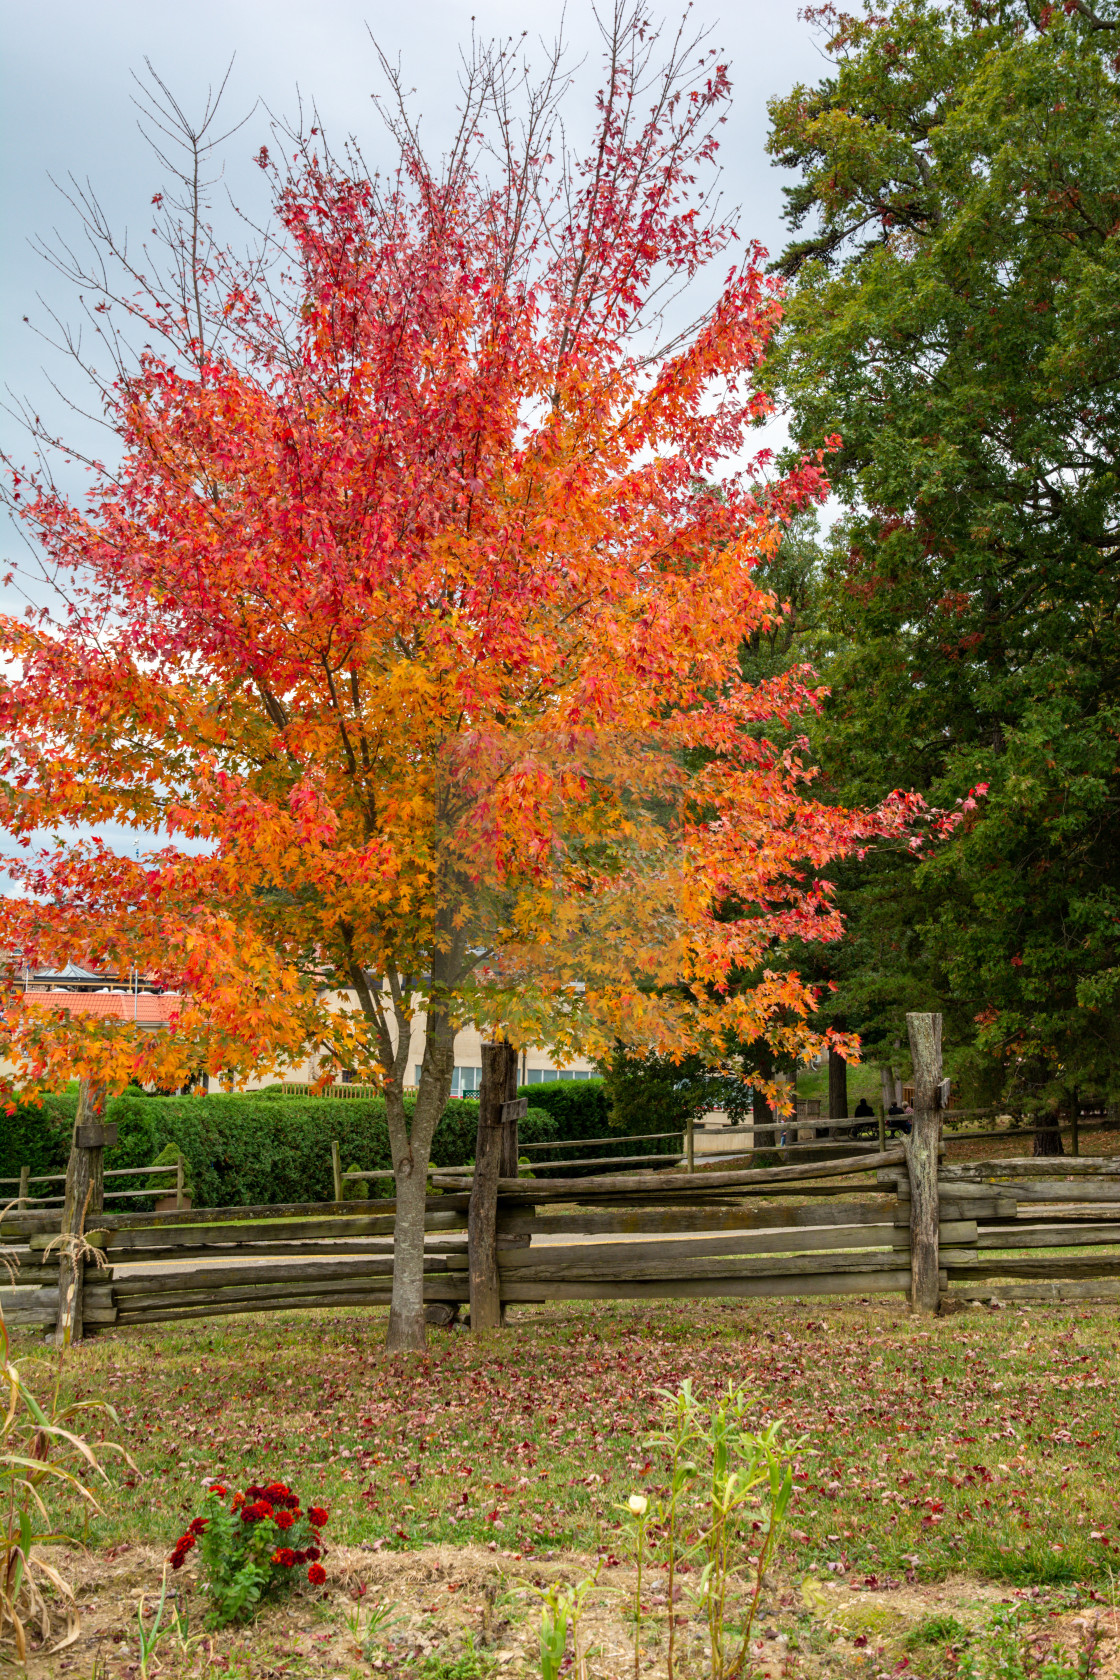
342 1164 370 1201
145 1142 193 1200
171 1480 329 1627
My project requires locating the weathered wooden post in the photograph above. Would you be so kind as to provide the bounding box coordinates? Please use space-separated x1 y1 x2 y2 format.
331 1139 343 1204
17 1165 29 1211
877 1105 886 1153
54 1079 114 1347
175 1152 185 1210
497 1046 526 1327
469 1041 518 1331
905 1012 942 1315
686 1112 695 1174
498 1044 522 1181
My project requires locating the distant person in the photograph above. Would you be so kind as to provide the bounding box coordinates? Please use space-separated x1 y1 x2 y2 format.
854 1098 874 1118
886 1099 911 1135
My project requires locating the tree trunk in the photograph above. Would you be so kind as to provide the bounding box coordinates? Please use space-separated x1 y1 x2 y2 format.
752 1085 777 1155
386 1156 430 1350
828 1049 848 1132
880 1065 894 1115
1033 1111 1065 1157
382 954 458 1353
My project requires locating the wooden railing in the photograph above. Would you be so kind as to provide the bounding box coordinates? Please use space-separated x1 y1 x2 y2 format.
6 1013 1120 1339
0 1160 182 1210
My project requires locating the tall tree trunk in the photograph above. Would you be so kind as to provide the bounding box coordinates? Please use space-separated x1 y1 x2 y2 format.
880 1065 894 1114
387 1155 431 1349
751 1039 778 1157
1032 1110 1065 1157
752 1083 777 1153
346 918 461 1354
828 1049 848 1132
385 1001 456 1351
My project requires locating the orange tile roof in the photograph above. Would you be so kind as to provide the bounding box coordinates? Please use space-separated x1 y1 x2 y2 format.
27 991 182 1023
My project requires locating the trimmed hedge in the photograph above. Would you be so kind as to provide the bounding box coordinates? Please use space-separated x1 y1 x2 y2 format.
514 1078 682 1174
1 1091 556 1210
0 1094 78 1184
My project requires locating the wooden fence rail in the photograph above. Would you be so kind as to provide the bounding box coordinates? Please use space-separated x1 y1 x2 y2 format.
6 1016 1120 1337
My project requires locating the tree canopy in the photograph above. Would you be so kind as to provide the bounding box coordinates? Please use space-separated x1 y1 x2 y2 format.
765 0 1120 1109
0 7 917 1344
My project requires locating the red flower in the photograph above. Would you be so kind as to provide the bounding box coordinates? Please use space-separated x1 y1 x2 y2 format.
293 1549 308 1564
306 1545 321 1562
168 1532 196 1570
231 1492 246 1512
308 1507 329 1528
264 1481 292 1500
241 1499 274 1524
307 1562 326 1586
188 1517 209 1536
272 1548 297 1568
208 1483 227 1498
275 1510 296 1530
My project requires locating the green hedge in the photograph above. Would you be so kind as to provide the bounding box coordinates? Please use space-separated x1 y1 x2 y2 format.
514 1078 682 1174
1 1091 557 1210
0 1094 79 1186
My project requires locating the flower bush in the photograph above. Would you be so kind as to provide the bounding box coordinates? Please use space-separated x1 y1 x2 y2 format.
169 1480 329 1626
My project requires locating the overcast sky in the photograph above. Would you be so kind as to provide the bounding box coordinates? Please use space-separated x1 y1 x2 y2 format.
1 0 830 487
0 0 830 871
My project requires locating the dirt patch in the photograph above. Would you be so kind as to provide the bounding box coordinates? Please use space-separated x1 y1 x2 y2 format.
19 1541 1107 1680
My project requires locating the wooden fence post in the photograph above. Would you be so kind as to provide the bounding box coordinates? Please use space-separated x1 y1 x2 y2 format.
331 1139 343 1204
499 1043 520 1180
54 1079 113 1347
905 1012 942 1315
17 1165 29 1210
175 1153 185 1210
877 1106 886 1153
686 1113 695 1174
469 1041 516 1331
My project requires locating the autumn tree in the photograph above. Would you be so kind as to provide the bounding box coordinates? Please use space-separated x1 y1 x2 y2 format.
765 0 1120 1125
2 7 915 1348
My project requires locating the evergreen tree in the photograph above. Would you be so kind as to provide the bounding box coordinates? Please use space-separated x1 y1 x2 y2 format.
765 0 1120 1114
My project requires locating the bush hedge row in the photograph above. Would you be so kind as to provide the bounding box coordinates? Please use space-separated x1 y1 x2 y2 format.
2 1075 676 1207
1 1091 557 1210
513 1078 683 1173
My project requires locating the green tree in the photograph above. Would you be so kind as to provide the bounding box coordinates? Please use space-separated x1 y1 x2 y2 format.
764 0 1120 1123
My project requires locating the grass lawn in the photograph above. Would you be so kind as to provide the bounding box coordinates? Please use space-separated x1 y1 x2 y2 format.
11 1293 1120 1678
41 1294 1120 1578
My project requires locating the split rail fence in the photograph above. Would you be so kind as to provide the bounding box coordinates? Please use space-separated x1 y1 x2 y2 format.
4 1017 1120 1338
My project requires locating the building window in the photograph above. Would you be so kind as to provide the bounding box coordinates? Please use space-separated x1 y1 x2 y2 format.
451 1066 482 1097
